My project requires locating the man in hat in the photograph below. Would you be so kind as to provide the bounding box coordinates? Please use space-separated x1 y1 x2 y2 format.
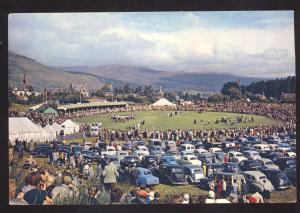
102 159 119 192
51 176 74 202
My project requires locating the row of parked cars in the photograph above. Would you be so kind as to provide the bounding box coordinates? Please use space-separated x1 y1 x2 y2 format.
29 133 296 192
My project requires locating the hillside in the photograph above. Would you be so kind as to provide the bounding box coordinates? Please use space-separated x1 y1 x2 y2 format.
8 52 105 91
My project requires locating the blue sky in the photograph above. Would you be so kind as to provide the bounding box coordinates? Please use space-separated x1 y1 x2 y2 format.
8 11 295 77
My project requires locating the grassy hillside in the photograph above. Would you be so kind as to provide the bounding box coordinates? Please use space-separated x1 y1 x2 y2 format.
8 52 105 91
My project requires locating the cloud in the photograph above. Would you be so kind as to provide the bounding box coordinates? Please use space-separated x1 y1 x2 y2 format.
8 12 295 77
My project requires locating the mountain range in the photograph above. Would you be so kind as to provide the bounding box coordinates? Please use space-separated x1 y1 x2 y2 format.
9 51 270 92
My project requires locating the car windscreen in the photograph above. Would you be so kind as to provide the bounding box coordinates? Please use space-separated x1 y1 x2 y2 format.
190 157 197 160
108 149 115 151
171 168 184 173
259 176 267 180
286 160 295 165
193 169 202 173
265 161 273 165
119 153 127 155
153 141 161 146
144 171 152 175
236 154 244 157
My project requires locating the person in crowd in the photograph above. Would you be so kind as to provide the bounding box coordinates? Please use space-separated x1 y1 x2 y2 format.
22 173 36 194
9 179 28 205
202 162 207 177
182 194 190 204
150 192 160 204
102 159 119 192
18 144 24 160
86 185 100 205
109 187 124 204
51 176 74 202
23 174 53 205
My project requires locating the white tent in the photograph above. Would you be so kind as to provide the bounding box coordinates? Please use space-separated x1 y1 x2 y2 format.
43 124 57 141
60 119 80 135
9 117 50 144
51 122 62 134
150 98 176 107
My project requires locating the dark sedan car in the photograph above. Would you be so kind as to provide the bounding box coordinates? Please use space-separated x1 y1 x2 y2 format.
122 142 133 151
223 162 241 173
284 167 296 186
259 151 284 161
31 146 54 158
153 164 188 185
274 157 296 171
238 160 262 171
71 146 83 158
141 155 157 169
81 150 94 163
120 156 141 169
259 168 290 190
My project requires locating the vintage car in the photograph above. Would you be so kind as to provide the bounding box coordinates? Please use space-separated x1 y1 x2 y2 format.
165 150 181 160
274 157 296 171
141 155 158 169
122 142 133 151
259 150 284 161
89 147 101 158
259 168 290 190
199 171 245 191
116 150 129 161
243 150 261 160
120 156 141 169
134 146 150 156
221 141 236 152
208 147 223 154
243 171 274 193
132 140 146 148
206 163 225 173
149 146 165 157
191 140 204 149
181 155 202 166
284 167 296 186
183 165 205 183
238 160 262 171
284 152 296 158
131 150 145 161
81 150 94 163
164 140 177 151
160 155 178 165
153 164 188 185
149 139 162 148
106 146 117 156
31 146 54 158
135 167 159 186
253 144 271 152
194 148 208 155
214 152 226 164
197 152 215 164
228 151 247 163
256 158 279 170
98 142 107 151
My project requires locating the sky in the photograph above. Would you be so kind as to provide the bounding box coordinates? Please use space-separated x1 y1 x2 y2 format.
8 11 295 77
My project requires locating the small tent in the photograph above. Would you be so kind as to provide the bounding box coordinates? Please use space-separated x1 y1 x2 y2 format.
150 98 176 107
43 107 58 115
9 117 50 144
60 119 80 135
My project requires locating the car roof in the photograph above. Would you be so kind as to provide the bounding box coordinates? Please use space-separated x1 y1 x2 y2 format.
243 171 264 176
183 165 202 169
136 167 151 172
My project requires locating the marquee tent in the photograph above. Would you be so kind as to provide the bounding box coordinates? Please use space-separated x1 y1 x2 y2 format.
43 124 57 141
51 122 63 133
150 98 176 107
9 117 50 144
60 119 80 135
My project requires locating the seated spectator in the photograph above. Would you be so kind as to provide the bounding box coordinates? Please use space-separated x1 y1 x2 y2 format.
109 188 124 204
87 185 100 205
51 176 74 203
150 192 160 204
9 179 28 205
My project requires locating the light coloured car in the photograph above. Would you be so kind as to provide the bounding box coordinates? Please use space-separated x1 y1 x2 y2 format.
180 144 195 155
194 148 208 155
257 158 279 170
228 151 247 162
106 146 117 156
243 171 275 192
268 144 279 151
135 146 150 156
243 150 261 160
116 150 129 160
132 150 145 161
284 152 296 158
182 155 202 166
253 144 271 152
208 147 223 153
183 165 205 183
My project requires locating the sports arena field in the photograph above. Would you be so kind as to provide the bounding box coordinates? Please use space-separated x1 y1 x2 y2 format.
72 111 277 130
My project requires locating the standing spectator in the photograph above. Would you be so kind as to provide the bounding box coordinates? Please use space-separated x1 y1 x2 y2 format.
51 176 74 202
202 162 207 177
150 192 160 204
216 179 223 198
222 178 227 198
18 144 24 160
102 159 119 192
69 153 75 168
9 146 14 165
9 179 28 205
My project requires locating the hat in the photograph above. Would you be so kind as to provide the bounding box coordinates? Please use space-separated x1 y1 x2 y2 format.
63 176 72 185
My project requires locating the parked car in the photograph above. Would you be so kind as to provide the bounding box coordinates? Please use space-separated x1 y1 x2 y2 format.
221 141 236 151
134 146 150 156
135 167 159 186
165 150 181 160
154 164 188 185
149 146 165 157
243 150 261 160
274 157 296 171
253 144 271 152
243 171 274 193
89 147 101 158
149 139 162 147
191 140 204 149
165 140 177 151
106 146 117 156
122 142 133 151
141 155 158 169
284 152 296 158
222 162 241 173
259 150 284 161
180 144 195 155
100 155 120 169
199 172 245 191
81 150 94 163
228 151 247 163
238 160 262 171
259 168 290 190
197 153 215 164
256 158 279 170
120 156 141 169
83 142 93 150
116 150 129 161
132 140 146 148
214 152 226 164
31 146 54 158
98 142 107 151
284 167 296 186
131 150 145 161
181 155 202 166
208 147 223 153
194 148 208 155
206 163 225 173
160 155 178 165
239 145 256 153
183 165 205 183
69 142 81 149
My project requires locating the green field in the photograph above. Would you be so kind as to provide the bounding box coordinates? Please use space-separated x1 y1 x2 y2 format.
72 111 277 130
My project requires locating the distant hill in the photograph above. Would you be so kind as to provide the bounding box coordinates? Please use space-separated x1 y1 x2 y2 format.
8 52 105 91
9 52 270 92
